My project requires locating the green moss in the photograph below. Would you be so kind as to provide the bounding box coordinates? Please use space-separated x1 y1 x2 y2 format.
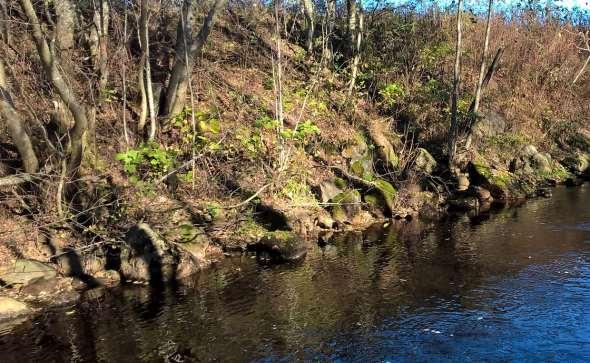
282 178 318 206
373 179 396 211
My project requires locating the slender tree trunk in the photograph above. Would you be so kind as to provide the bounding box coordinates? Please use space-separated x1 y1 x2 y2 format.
465 47 503 148
473 0 493 119
573 55 590 85
0 1 9 46
300 0 314 53
54 0 76 50
572 31 590 85
164 0 227 118
347 0 358 53
448 0 463 167
0 59 39 174
20 0 88 175
139 0 157 140
347 5 363 97
91 0 109 90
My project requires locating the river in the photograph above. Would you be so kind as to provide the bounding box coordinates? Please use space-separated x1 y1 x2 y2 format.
1 186 590 362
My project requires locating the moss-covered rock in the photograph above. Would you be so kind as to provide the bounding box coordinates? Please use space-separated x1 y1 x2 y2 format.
250 231 307 262
331 189 362 223
413 148 437 175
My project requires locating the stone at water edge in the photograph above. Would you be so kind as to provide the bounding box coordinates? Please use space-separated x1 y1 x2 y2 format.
414 148 438 175
250 231 307 263
0 297 30 318
0 259 57 287
318 180 343 204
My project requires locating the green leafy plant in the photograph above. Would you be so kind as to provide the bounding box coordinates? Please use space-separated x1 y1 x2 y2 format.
281 120 321 143
379 82 405 108
116 142 176 181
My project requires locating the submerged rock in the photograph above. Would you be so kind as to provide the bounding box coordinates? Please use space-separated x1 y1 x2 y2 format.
0 260 57 287
249 231 307 263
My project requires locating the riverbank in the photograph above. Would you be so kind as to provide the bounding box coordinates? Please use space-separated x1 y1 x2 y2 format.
2 185 590 361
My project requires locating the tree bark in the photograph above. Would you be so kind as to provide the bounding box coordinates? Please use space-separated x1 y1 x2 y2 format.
448 0 463 167
0 59 39 174
0 1 9 46
472 0 493 119
347 6 363 97
90 0 109 90
20 0 88 175
138 0 157 141
164 0 227 118
300 0 314 53
54 0 76 50
347 0 358 54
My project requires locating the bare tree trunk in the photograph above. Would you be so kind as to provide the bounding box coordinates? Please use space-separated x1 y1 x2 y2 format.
54 0 76 50
0 59 39 174
164 0 227 118
448 0 463 167
90 0 109 90
472 0 493 119
139 0 157 141
0 1 9 46
573 55 590 85
347 0 358 54
20 0 88 175
572 31 590 85
325 0 336 60
300 0 314 53
347 6 363 97
465 47 503 148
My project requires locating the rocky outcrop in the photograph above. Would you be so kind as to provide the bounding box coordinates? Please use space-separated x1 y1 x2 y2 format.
0 297 30 319
0 260 57 287
413 148 437 175
119 223 200 284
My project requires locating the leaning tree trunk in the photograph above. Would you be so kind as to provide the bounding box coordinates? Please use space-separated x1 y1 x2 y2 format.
0 59 39 174
54 0 76 50
19 0 88 175
472 0 493 122
447 0 463 168
300 0 314 54
164 0 227 118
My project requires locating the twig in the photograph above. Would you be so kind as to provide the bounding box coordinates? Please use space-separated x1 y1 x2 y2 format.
223 183 271 209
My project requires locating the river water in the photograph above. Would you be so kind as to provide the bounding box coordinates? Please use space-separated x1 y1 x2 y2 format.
1 186 590 362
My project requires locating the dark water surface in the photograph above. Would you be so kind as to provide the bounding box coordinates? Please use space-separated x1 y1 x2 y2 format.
2 186 590 362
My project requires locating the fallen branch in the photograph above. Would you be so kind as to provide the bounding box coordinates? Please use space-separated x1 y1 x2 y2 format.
223 183 271 209
0 173 32 187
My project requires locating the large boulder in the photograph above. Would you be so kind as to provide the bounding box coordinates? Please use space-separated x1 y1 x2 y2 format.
249 231 307 263
0 297 30 319
0 260 57 287
120 223 199 284
562 152 590 177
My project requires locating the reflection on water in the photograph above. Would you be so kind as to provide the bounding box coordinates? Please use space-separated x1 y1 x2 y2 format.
1 186 590 362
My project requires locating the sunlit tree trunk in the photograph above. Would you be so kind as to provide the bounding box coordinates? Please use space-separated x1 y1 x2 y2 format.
139 0 157 140
164 0 227 118
54 0 76 50
0 59 38 174
300 0 314 53
448 0 463 167
0 1 9 46
89 0 110 90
